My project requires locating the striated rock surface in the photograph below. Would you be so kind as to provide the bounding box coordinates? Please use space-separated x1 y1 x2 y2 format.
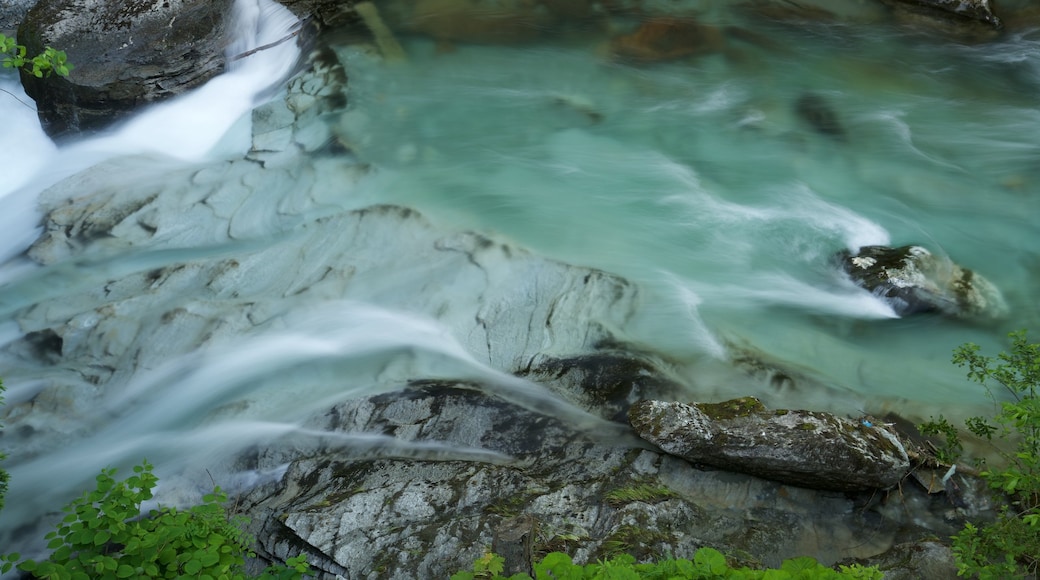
238 383 950 579
839 245 1007 319
17 0 235 138
629 397 911 492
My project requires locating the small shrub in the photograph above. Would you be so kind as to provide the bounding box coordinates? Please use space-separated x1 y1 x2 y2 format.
0 460 309 580
451 548 882 579
921 330 1040 578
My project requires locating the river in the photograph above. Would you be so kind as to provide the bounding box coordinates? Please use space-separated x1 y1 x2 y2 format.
1 0 1039 561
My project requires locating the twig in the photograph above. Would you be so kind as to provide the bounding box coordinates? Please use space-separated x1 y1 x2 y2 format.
0 86 35 110
230 18 309 62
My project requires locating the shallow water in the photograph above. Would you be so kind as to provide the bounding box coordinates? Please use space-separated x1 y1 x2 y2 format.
1 0 1040 560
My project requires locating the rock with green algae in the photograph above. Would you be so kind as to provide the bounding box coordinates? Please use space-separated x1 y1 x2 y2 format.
628 397 911 492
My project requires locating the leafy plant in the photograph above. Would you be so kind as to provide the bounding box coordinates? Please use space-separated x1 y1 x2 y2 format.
451 548 882 579
0 378 7 514
0 460 310 580
1 33 72 77
920 330 1040 578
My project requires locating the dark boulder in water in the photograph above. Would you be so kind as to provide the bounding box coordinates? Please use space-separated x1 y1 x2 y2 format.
794 92 846 142
839 244 1007 319
17 0 236 138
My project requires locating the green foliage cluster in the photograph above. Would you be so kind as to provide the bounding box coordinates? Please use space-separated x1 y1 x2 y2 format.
920 330 1040 578
452 549 882 580
0 460 310 580
0 378 7 513
1 33 72 77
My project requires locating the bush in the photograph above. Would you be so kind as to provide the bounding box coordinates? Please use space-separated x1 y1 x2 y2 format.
452 549 882 580
921 330 1040 578
0 460 310 580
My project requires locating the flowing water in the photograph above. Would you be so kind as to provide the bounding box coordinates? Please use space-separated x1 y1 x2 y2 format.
1 0 1040 560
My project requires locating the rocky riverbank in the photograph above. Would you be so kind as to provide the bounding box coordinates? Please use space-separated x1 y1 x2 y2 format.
5 0 1028 577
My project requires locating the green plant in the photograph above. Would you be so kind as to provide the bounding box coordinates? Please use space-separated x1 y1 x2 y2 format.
922 330 1040 578
951 330 1040 578
0 378 7 514
918 414 964 465
1 33 72 77
451 548 882 579
0 460 310 580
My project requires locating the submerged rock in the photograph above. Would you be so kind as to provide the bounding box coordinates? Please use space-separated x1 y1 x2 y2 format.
17 0 235 138
794 92 846 142
881 0 1002 35
839 245 1007 319
629 397 911 492
610 18 727 62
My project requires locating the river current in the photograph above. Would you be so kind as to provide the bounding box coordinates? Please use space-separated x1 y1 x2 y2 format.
1 0 1039 560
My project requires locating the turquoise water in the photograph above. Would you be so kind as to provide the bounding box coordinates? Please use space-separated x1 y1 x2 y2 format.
330 20 1040 414
1 0 1040 558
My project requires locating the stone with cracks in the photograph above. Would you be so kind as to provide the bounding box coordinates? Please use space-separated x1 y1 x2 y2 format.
629 397 911 492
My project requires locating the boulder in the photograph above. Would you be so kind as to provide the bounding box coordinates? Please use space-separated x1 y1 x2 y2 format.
839 245 1007 319
628 397 911 492
880 0 1002 33
609 18 727 63
17 0 235 138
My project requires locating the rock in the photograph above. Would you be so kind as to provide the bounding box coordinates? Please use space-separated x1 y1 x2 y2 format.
17 0 235 138
839 245 1007 319
844 540 958 580
238 382 959 578
794 93 846 142
610 18 727 63
628 397 911 492
382 0 552 45
0 0 34 30
880 0 1003 36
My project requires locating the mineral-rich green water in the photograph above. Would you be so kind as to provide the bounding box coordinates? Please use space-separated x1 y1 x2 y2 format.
1 0 1040 561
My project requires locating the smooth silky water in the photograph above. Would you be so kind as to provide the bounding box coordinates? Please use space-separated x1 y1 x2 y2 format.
1 0 1039 560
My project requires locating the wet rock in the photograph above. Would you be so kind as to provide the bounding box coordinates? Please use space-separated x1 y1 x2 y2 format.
846 540 957 579
17 0 235 138
382 0 552 45
839 245 1007 319
794 93 846 142
239 383 952 578
629 397 911 492
881 0 1002 35
610 18 727 62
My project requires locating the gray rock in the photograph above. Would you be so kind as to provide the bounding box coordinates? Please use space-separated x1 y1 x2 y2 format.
881 0 1002 32
0 0 35 30
629 397 911 492
839 245 1007 319
238 383 954 578
17 0 235 138
845 540 958 579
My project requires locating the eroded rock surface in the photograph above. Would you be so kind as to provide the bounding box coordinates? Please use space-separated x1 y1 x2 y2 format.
629 397 911 492
839 245 1007 319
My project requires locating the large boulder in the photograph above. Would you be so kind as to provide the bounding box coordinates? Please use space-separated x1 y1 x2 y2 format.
17 0 235 138
629 397 911 492
839 245 1007 319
